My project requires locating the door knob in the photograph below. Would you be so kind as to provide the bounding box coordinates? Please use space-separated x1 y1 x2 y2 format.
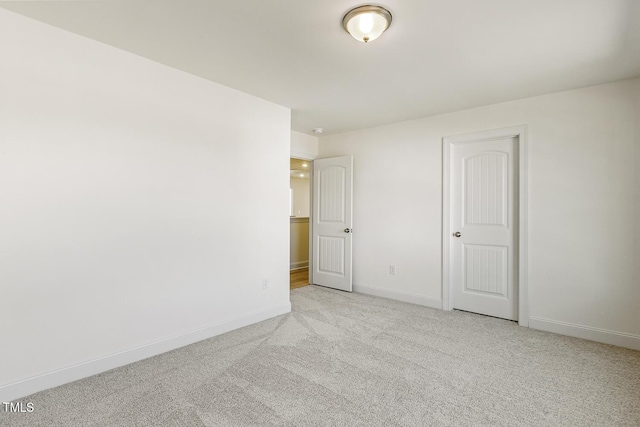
453 231 462 237
344 228 352 233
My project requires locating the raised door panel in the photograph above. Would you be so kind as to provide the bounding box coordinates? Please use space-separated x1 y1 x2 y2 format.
464 244 508 298
317 236 345 276
318 166 346 224
464 153 508 227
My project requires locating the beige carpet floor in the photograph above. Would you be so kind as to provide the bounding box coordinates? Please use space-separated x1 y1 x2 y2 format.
2 285 639 426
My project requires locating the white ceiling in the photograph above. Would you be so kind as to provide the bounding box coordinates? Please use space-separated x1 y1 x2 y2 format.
2 0 639 135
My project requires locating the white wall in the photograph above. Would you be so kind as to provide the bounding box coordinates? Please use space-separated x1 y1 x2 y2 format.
291 131 318 160
319 77 640 349
290 177 310 217
290 218 310 270
0 9 291 400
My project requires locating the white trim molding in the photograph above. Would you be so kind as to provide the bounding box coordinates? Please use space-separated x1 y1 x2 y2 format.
353 284 443 310
290 217 310 223
290 261 309 270
442 125 529 327
529 317 640 351
290 150 317 161
0 303 291 402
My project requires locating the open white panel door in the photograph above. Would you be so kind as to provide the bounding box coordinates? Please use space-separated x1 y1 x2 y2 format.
312 156 353 292
451 137 518 320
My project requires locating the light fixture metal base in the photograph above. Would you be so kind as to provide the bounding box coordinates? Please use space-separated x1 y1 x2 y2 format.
342 5 392 43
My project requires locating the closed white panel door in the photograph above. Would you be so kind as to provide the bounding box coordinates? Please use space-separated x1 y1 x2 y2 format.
451 137 518 320
312 156 353 292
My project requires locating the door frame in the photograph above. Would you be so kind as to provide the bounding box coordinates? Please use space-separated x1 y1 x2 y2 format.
442 125 529 327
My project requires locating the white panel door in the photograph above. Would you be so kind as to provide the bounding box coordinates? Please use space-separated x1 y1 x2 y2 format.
312 156 353 292
451 137 518 320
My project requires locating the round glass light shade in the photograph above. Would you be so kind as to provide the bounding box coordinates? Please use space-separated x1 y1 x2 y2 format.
343 5 392 43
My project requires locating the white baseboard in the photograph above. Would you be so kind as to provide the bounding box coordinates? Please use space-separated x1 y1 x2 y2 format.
0 302 291 402
353 284 442 310
529 317 640 351
290 261 309 270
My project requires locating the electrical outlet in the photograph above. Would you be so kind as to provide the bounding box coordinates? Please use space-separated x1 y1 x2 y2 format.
262 278 269 289
389 265 396 275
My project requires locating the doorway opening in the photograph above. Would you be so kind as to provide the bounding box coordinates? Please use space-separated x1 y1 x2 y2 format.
290 157 311 290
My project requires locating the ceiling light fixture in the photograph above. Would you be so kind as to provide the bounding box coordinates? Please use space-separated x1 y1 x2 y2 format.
313 128 324 134
342 5 392 43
